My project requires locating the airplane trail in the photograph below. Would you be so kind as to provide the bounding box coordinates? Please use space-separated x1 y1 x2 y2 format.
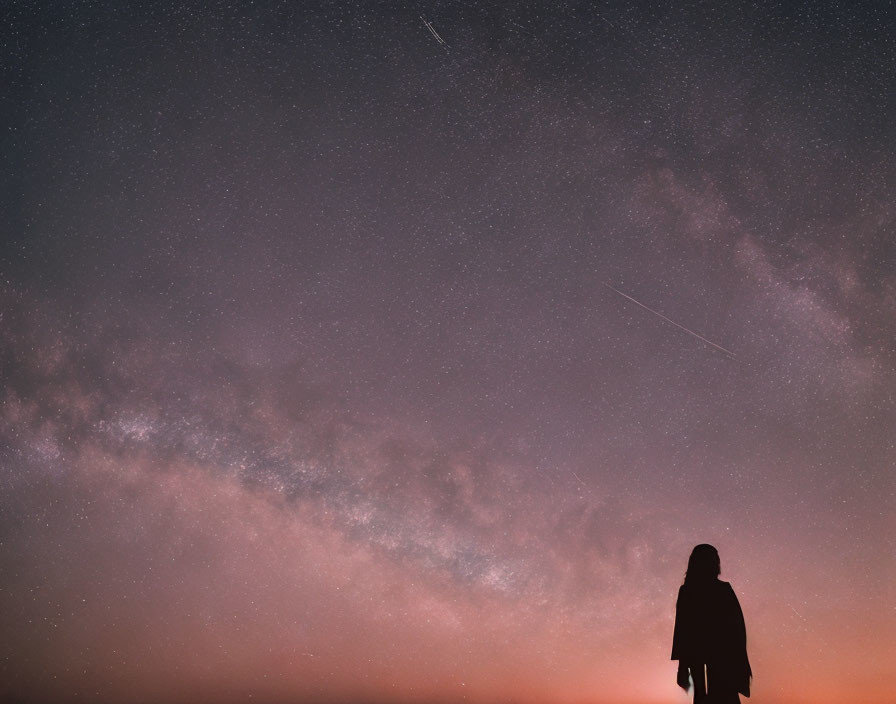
603 283 737 359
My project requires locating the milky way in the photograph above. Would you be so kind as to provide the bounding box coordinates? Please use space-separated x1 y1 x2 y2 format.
2 3 895 703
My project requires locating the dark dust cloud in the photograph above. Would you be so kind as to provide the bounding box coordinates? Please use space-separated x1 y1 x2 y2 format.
2 2 895 703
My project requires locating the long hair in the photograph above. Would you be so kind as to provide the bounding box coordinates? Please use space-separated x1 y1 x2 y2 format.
684 543 721 584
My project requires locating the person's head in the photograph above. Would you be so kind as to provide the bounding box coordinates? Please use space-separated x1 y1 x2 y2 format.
684 543 721 584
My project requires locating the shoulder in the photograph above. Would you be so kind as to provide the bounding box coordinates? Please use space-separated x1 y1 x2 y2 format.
720 581 742 601
718 580 736 594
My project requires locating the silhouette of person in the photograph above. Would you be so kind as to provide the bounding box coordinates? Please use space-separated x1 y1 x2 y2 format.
671 544 752 702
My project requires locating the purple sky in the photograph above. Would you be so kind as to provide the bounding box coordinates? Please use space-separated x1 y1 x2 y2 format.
2 2 895 702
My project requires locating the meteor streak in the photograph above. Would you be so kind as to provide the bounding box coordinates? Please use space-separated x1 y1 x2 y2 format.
603 283 737 359
421 16 448 46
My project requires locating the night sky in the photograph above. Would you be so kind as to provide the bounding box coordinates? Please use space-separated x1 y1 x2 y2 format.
2 2 895 703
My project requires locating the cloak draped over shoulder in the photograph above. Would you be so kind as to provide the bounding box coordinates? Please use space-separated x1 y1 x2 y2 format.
672 579 752 697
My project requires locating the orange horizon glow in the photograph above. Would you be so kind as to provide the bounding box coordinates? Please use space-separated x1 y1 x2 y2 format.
3 445 893 704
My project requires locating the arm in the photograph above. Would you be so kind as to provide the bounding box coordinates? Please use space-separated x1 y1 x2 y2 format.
671 586 688 660
729 584 747 648
727 584 752 693
671 587 690 691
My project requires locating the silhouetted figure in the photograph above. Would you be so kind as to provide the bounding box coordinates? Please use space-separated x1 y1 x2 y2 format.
671 544 752 702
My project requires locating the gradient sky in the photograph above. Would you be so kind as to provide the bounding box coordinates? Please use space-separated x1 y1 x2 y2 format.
2 2 895 703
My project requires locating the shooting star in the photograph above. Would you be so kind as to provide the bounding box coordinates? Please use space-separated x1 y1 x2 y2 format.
421 16 448 46
603 282 737 359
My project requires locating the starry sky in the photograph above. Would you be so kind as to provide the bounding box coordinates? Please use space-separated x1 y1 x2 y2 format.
2 2 895 703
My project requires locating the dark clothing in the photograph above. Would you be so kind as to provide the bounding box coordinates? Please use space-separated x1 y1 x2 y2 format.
683 662 742 703
672 579 752 700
